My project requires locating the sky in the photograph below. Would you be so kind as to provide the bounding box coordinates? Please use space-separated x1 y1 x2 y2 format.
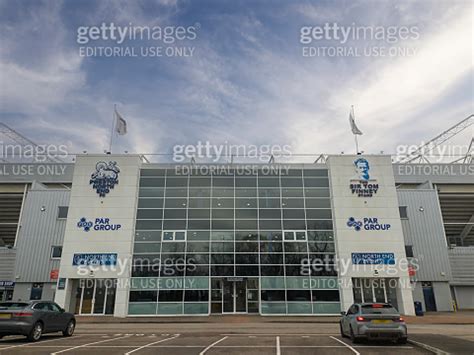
0 0 472 163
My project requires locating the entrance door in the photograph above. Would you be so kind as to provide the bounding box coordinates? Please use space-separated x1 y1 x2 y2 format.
234 281 247 313
222 280 247 314
80 282 94 314
92 282 107 314
422 283 437 312
352 278 399 310
76 279 116 315
223 281 234 313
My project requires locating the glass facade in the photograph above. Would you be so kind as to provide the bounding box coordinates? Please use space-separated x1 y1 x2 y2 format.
130 167 340 315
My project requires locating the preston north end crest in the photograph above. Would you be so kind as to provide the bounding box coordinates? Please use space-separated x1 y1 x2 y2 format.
90 161 120 197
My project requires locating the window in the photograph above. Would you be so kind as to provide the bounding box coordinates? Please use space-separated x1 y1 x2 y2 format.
34 302 48 310
184 290 209 302
57 206 68 219
51 246 62 259
0 302 28 309
283 231 307 241
399 206 408 219
162 230 186 241
405 245 414 257
347 305 358 315
30 283 44 300
49 303 62 312
129 291 157 302
287 290 311 301
361 304 399 314
312 290 340 302
158 290 183 302
261 290 285 301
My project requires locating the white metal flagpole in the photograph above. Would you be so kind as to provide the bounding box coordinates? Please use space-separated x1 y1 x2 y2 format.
355 133 359 154
108 104 116 154
351 105 360 154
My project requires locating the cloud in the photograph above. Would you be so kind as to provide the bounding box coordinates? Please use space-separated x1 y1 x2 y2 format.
0 0 472 163
279 2 473 157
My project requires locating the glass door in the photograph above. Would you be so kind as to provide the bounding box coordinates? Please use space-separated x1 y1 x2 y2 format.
373 279 387 303
77 279 116 315
352 278 398 308
105 285 116 315
92 282 107 314
223 280 234 313
80 282 94 314
235 281 247 313
222 280 248 314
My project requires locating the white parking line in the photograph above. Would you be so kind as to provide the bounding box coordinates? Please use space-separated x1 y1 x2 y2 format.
0 335 85 352
199 336 228 355
4 344 414 349
12 345 346 348
51 334 131 354
330 336 360 355
221 333 337 336
276 336 281 355
408 339 449 354
124 334 180 355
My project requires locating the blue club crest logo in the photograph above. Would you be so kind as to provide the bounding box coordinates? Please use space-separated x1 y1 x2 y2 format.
90 161 120 197
78 217 93 232
347 217 363 231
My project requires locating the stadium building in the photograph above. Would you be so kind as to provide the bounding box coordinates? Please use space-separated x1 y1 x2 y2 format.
1 154 473 317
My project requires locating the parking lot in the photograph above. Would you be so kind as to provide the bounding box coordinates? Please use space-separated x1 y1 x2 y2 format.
0 332 430 355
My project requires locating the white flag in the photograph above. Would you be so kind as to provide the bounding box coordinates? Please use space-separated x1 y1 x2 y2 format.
115 109 127 135
349 107 363 135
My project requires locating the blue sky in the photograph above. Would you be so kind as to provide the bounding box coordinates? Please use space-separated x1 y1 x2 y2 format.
0 0 472 162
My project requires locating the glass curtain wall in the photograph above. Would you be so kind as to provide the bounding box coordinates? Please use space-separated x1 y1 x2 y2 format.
130 167 340 315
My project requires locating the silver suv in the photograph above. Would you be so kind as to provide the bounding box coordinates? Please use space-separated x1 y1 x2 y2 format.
0 301 75 342
340 303 407 344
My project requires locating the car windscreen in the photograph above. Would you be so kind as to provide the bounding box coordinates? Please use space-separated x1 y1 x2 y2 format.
361 304 399 314
0 302 29 310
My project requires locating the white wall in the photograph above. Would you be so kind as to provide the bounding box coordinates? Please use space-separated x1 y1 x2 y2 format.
327 155 415 315
432 282 453 311
454 286 474 310
55 155 141 317
13 282 56 302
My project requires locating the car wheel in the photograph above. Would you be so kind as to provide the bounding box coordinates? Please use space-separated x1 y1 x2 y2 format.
63 320 75 337
349 326 360 344
339 322 347 338
397 337 408 344
27 322 43 342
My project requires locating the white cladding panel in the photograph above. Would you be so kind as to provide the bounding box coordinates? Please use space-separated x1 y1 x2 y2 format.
58 155 141 280
327 155 414 315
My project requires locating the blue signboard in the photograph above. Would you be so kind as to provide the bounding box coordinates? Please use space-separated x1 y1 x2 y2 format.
72 253 117 266
0 281 15 287
57 278 67 290
352 252 395 265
